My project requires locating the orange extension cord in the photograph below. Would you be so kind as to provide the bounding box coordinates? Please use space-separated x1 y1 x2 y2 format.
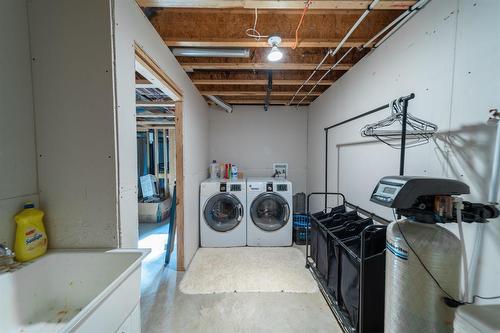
291 0 313 50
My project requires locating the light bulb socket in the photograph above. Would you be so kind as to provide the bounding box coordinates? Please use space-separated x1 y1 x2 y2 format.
268 36 282 47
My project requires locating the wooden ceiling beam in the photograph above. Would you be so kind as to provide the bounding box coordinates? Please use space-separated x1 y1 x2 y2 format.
209 100 311 105
136 113 176 118
136 80 157 89
138 1 415 10
136 121 176 126
183 63 352 71
136 100 176 107
193 79 334 86
166 38 368 48
201 91 321 96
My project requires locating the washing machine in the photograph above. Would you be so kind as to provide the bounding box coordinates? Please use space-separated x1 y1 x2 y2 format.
200 178 246 247
247 177 293 246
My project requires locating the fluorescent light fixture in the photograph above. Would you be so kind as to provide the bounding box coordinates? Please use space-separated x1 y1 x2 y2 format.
267 36 283 62
207 95 233 113
172 48 250 58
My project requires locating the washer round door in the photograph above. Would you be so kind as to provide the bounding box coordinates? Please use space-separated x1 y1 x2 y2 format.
250 193 290 231
204 193 244 232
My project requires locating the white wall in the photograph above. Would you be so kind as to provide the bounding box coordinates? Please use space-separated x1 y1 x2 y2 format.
28 0 119 248
307 0 500 301
0 0 39 248
113 0 210 266
208 105 308 194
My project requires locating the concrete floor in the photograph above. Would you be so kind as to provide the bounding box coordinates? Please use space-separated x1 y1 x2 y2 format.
139 240 342 333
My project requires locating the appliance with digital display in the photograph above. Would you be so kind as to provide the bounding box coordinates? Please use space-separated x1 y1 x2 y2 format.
200 178 247 247
370 176 499 333
371 176 498 223
246 177 293 246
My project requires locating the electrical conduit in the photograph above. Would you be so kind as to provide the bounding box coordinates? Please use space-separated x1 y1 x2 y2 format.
289 0 380 106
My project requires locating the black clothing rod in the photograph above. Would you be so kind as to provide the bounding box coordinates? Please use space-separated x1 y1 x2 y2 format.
324 93 415 131
324 103 390 131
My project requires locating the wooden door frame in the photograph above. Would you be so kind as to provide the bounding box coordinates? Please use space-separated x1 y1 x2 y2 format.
135 45 185 271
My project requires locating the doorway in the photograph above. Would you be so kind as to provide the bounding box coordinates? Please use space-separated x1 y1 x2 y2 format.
134 45 184 271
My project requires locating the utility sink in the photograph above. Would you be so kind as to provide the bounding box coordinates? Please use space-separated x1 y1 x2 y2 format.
0 249 149 333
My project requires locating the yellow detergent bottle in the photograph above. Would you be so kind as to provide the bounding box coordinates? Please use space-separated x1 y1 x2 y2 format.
14 203 48 262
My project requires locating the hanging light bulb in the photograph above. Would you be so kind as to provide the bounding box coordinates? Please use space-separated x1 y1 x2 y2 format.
267 36 283 62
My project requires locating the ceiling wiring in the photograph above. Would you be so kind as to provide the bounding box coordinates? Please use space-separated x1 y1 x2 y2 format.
291 0 313 50
245 8 269 41
289 0 381 106
289 0 430 107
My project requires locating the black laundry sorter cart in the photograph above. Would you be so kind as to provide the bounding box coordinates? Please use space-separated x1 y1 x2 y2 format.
305 193 389 333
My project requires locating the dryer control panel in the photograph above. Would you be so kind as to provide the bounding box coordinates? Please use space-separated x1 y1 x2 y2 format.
277 184 288 192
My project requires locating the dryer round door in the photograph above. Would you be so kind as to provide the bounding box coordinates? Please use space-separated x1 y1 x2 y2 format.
250 193 290 232
204 193 244 232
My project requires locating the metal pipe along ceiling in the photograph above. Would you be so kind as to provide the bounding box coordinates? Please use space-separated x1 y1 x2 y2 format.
363 0 430 49
372 0 430 48
296 47 354 106
289 0 430 107
288 0 381 106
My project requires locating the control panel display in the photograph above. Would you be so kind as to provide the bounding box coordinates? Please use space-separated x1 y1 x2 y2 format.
230 184 241 192
371 182 403 207
277 184 288 192
383 187 397 194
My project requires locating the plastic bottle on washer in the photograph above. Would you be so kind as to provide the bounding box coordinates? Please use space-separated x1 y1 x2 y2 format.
209 160 219 179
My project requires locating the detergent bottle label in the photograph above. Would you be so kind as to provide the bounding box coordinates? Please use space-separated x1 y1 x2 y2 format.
14 206 48 262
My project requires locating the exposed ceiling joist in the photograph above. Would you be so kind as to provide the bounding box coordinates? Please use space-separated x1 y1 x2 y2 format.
137 120 176 126
140 0 415 106
192 79 334 86
200 91 322 96
137 0 416 10
136 101 176 107
183 63 352 72
136 79 156 88
136 114 175 118
165 38 367 48
217 99 311 105
135 58 180 101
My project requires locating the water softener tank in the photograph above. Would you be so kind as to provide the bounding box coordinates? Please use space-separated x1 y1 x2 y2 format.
385 220 460 333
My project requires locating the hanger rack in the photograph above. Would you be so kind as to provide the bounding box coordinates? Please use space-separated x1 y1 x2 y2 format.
323 93 415 209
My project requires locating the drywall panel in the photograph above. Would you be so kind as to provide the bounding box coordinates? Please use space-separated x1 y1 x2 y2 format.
28 0 118 248
308 0 500 300
113 0 210 266
446 0 500 300
208 105 308 194
0 0 38 248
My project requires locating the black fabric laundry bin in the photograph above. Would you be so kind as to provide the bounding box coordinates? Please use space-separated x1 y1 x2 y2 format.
325 218 373 299
310 206 345 267
315 211 363 279
338 227 386 332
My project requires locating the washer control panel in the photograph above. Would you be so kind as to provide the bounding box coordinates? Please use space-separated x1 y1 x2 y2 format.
230 184 242 192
